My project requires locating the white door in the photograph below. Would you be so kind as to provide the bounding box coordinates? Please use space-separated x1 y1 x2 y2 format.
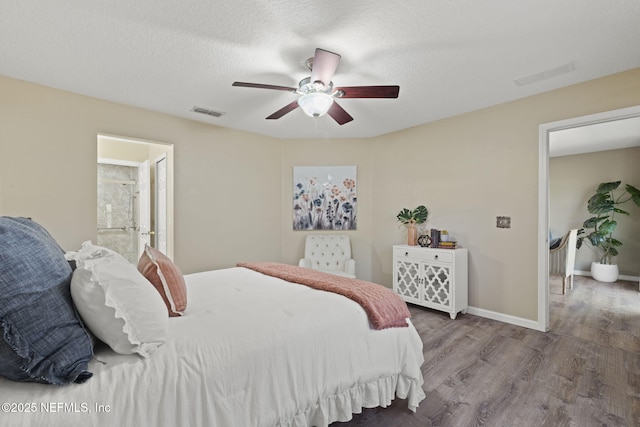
154 154 168 254
137 160 151 257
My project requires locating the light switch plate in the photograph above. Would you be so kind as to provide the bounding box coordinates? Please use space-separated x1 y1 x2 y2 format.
497 216 511 228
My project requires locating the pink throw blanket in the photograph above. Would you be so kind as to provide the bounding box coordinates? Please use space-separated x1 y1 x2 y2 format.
237 262 410 330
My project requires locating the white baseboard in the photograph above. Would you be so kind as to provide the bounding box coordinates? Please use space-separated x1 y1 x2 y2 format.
573 270 591 276
574 270 640 282
465 306 544 332
466 271 640 333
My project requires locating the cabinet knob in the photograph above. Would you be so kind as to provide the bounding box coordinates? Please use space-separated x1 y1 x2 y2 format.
434 255 438 259
405 251 408 256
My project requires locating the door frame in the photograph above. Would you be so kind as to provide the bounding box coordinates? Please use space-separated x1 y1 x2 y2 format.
98 134 174 260
537 104 640 332
154 153 168 254
137 159 151 258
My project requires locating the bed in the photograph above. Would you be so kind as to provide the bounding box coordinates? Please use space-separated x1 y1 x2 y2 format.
0 217 425 427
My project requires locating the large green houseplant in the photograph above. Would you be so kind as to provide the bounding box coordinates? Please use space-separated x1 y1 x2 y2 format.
397 205 428 246
576 181 640 281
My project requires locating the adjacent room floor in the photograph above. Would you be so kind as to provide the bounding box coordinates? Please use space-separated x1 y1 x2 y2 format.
336 276 640 426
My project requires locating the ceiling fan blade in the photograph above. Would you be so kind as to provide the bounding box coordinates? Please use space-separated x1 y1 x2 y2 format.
310 48 341 86
232 82 297 93
335 85 400 98
327 101 353 125
266 100 300 120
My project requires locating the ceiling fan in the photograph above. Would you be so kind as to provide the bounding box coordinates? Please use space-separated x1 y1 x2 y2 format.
232 48 399 125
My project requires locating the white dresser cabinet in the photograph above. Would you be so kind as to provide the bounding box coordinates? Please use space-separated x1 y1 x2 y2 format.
392 245 468 319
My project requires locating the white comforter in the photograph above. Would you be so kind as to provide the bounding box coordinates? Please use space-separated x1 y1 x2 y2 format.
0 267 425 427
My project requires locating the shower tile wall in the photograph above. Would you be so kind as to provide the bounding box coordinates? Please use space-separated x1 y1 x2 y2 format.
97 163 138 264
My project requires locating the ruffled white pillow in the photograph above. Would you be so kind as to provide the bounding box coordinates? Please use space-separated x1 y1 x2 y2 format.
67 242 167 358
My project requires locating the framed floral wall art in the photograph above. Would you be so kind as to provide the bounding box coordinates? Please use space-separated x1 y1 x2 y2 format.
293 166 357 230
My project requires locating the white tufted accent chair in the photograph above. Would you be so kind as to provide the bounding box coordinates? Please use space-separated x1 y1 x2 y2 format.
298 235 356 278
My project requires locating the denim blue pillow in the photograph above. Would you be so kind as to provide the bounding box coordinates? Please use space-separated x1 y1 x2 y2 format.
0 217 93 384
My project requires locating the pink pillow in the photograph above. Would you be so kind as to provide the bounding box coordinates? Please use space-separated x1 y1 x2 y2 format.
138 245 187 317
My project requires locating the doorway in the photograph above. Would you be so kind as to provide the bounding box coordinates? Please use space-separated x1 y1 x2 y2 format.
538 104 640 331
96 159 147 264
97 135 175 262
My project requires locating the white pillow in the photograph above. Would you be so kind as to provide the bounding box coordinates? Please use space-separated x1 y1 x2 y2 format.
68 242 168 358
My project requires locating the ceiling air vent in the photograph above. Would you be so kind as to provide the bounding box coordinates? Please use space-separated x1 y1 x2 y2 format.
513 61 575 87
191 106 225 118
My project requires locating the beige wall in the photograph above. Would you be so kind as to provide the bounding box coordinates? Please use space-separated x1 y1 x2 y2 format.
97 136 152 163
550 147 640 276
0 76 282 274
363 68 640 320
280 68 640 322
2 68 640 324
280 139 374 281
369 103 542 319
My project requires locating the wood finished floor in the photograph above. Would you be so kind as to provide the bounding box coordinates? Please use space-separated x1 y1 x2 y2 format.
334 276 640 427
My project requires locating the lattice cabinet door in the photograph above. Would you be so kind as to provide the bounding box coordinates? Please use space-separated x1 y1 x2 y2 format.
394 258 422 304
421 263 452 311
393 245 468 319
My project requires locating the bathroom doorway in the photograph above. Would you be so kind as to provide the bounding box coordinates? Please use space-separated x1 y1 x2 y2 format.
97 135 174 263
96 159 148 263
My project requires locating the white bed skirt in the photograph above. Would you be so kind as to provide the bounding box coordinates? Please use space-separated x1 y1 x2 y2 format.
281 373 424 426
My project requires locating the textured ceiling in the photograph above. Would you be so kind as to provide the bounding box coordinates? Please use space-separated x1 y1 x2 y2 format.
1 1 639 139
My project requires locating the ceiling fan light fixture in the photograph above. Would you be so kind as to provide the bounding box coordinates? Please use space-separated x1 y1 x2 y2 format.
232 48 399 125
298 92 333 118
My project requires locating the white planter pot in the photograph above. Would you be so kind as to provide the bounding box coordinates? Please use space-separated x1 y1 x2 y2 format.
591 262 619 283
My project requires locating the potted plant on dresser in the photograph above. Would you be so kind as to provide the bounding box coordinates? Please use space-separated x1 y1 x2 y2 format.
396 205 428 246
576 181 640 282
